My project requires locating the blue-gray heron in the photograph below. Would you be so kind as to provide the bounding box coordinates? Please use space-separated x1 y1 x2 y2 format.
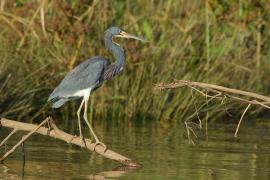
48 26 147 150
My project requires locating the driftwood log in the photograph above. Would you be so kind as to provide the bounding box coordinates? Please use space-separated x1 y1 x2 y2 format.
0 117 141 167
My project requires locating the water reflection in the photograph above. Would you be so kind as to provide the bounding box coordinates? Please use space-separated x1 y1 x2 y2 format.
0 163 21 180
0 121 270 179
0 162 140 180
88 166 141 179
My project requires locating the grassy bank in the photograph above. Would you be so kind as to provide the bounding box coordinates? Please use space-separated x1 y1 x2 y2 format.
0 0 269 124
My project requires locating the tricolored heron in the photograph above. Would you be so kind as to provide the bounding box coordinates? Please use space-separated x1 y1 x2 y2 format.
48 26 147 150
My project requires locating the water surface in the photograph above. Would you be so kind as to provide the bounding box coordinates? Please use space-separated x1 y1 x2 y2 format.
0 120 270 179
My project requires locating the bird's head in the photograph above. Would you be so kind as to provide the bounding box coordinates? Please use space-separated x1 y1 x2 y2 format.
105 26 147 45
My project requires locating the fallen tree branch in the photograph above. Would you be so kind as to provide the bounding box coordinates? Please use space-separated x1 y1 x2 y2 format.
0 117 141 167
154 80 270 108
154 80 270 138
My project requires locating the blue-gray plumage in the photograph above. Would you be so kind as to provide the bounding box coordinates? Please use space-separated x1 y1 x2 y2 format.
48 57 108 108
48 26 147 150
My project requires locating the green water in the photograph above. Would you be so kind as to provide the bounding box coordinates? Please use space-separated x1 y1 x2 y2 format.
0 120 270 179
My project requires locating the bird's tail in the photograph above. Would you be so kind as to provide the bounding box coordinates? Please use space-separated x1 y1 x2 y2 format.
52 99 69 109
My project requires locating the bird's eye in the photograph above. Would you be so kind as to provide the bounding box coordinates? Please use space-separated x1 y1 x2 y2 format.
119 30 122 34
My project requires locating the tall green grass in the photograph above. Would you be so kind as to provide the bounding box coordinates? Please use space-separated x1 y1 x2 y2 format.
0 0 269 124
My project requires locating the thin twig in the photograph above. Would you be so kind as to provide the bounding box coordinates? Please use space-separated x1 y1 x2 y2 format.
234 104 251 137
227 94 270 108
190 89 202 128
0 129 17 147
188 85 222 99
185 91 221 121
187 126 198 138
205 92 209 140
252 100 270 109
184 122 195 145
0 118 50 162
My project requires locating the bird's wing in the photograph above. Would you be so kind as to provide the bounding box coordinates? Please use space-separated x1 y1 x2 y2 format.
48 57 108 100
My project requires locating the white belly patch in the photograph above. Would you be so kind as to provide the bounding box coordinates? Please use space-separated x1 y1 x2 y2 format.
73 88 91 100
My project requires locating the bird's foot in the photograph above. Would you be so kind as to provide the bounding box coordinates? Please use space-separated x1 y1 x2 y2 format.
93 140 107 153
79 136 86 148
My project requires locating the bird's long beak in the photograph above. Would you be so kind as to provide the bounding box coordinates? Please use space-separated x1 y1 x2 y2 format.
115 31 148 42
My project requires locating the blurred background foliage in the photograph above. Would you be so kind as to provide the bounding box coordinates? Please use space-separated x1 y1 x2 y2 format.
0 0 270 125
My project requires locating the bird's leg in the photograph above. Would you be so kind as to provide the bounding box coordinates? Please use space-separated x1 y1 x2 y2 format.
77 99 84 139
77 99 86 147
83 98 107 152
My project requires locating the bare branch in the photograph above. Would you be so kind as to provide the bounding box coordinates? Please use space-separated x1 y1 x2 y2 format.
154 80 270 137
154 80 270 108
0 117 141 167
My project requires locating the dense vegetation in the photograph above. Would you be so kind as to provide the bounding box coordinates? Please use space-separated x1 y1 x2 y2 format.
0 0 269 124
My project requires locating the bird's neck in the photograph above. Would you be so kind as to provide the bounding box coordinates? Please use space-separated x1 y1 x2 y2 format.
105 34 126 67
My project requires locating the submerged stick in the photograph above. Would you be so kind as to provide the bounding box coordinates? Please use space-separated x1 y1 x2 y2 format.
0 117 141 167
